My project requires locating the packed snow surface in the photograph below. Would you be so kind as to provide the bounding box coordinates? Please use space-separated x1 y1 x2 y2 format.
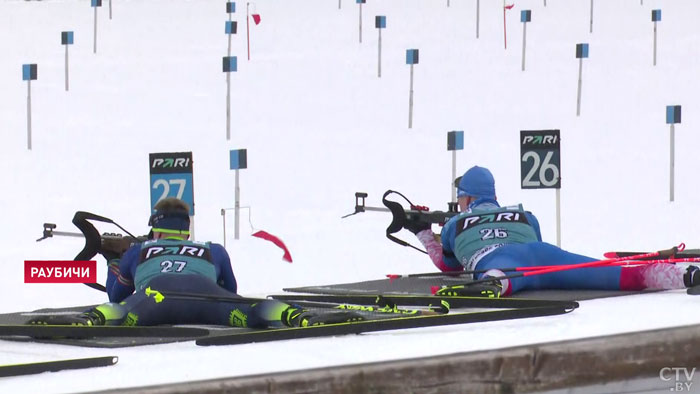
1 0 699 392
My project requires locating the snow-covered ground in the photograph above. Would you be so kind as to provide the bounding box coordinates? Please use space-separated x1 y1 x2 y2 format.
1 0 699 392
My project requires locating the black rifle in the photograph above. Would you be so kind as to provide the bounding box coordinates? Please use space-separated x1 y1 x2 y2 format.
36 212 147 292
343 190 459 254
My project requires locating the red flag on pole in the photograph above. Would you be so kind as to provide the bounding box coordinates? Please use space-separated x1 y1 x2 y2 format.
503 2 514 49
252 230 293 263
246 3 260 60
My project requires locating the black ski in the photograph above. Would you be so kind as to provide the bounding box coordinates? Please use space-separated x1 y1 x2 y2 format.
290 300 445 316
0 356 117 377
271 293 579 310
197 303 575 346
688 286 700 295
0 325 209 339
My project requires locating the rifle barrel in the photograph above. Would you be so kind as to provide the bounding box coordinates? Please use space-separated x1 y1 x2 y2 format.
53 231 84 238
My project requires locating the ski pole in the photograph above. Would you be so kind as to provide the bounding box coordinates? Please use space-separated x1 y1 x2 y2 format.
399 245 685 279
651 257 700 264
397 260 619 280
399 256 700 280
604 247 699 259
441 245 683 289
514 257 700 269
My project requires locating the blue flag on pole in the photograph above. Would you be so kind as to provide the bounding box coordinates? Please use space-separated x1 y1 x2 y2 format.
22 64 37 81
447 131 464 151
223 56 238 72
576 43 589 59
406 49 419 65
230 149 248 170
666 105 681 124
521 10 531 23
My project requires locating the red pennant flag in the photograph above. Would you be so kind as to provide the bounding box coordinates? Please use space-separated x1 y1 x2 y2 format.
504 4 514 9
251 14 261 25
252 230 292 263
386 274 401 283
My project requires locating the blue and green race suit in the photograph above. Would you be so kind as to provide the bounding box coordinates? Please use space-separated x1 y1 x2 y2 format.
108 238 237 302
441 198 623 293
101 238 289 327
441 198 541 271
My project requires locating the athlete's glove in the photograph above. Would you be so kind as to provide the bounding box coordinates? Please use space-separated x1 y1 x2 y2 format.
403 217 432 234
100 234 145 261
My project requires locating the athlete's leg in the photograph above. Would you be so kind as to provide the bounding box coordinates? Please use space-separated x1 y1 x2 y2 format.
476 243 621 293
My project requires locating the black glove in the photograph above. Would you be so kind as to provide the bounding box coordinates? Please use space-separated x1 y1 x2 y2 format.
403 217 432 234
99 234 143 261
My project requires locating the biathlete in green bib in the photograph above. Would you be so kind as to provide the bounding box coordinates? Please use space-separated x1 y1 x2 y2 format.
29 198 362 328
404 166 698 296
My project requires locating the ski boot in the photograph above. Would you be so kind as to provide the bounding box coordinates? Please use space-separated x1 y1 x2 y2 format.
684 265 699 287
282 307 364 327
685 266 700 295
27 308 106 326
434 277 503 298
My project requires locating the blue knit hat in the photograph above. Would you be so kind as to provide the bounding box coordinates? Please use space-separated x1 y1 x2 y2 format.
148 210 190 235
457 166 496 199
148 198 191 235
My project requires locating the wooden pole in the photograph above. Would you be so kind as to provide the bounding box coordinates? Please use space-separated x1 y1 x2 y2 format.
221 209 227 248
476 0 480 39
670 124 675 202
246 3 251 61
408 64 414 129
65 44 69 91
521 21 527 71
27 80 32 150
451 150 457 203
235 169 241 239
228 30 232 58
503 0 507 49
653 21 657 66
576 58 583 116
359 3 362 43
556 188 561 247
378 28 382 77
93 6 98 54
226 71 231 140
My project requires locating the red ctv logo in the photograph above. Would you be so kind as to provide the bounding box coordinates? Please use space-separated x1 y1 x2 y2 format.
24 261 97 283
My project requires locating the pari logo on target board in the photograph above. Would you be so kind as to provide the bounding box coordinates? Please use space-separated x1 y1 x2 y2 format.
24 260 96 283
520 130 561 189
149 152 195 215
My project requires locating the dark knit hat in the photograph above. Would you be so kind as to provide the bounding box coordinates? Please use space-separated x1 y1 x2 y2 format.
148 198 191 235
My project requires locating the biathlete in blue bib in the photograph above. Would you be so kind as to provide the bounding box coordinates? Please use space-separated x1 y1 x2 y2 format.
30 198 362 328
404 166 698 296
